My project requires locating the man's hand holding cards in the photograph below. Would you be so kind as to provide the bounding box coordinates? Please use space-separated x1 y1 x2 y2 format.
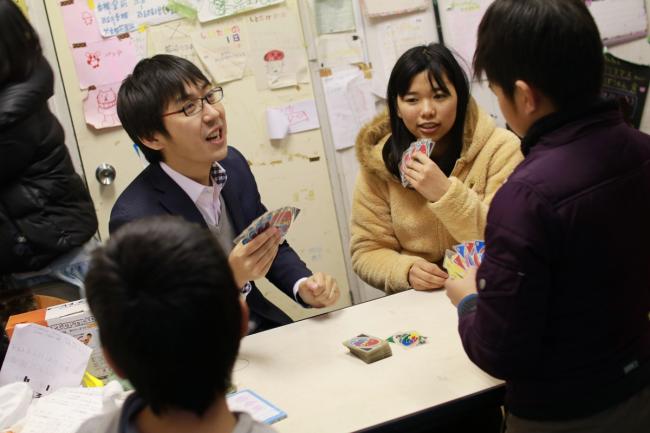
233 206 300 245
228 207 300 288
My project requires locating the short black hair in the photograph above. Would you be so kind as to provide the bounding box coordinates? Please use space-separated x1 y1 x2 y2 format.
0 0 42 84
473 0 603 110
117 55 210 163
384 43 470 178
85 216 242 417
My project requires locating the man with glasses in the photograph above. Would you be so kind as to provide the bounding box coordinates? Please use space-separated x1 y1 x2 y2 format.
110 55 340 332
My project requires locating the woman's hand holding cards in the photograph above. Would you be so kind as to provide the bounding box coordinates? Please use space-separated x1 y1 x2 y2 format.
229 227 282 288
403 152 451 202
408 259 449 290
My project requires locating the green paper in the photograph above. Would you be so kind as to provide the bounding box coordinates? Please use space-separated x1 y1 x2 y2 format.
166 0 197 20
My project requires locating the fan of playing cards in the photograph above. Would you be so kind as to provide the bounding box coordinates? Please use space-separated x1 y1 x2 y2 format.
443 240 485 280
233 206 301 245
399 138 435 187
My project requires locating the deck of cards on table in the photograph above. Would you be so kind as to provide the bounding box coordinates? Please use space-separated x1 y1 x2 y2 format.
343 334 392 364
233 206 300 245
443 240 485 279
399 138 435 187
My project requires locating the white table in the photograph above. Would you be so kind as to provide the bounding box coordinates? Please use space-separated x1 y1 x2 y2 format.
234 290 503 432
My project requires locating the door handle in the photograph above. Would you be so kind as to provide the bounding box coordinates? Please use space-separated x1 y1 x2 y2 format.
95 163 116 185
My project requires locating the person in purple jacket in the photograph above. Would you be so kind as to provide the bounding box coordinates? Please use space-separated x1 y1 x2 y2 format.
445 0 650 432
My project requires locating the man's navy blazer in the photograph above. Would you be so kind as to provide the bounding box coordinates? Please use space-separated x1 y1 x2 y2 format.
109 146 311 327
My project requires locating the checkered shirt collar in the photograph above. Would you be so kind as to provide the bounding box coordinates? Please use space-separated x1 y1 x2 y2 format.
210 162 227 188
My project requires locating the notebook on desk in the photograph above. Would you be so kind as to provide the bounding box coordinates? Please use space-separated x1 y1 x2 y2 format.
226 389 287 425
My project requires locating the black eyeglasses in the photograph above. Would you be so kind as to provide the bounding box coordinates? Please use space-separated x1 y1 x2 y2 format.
162 87 224 117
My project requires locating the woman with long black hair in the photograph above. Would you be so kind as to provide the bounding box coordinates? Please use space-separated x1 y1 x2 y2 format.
351 43 522 294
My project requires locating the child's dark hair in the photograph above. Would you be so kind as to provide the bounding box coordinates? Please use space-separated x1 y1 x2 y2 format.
117 55 210 163
383 43 470 178
85 216 242 417
473 0 603 110
0 0 42 84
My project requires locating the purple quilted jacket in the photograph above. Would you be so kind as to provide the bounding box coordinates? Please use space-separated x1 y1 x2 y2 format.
459 100 650 420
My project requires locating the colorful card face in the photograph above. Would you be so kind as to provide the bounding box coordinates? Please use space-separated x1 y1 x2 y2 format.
399 138 435 187
386 331 428 348
443 240 486 279
346 335 383 352
443 250 465 279
233 206 300 245
453 243 466 258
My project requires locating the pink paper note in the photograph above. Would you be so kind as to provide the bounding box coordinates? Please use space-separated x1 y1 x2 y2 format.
60 0 104 44
71 36 138 89
83 82 122 129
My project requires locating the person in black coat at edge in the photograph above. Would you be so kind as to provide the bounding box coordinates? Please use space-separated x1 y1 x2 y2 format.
0 0 98 324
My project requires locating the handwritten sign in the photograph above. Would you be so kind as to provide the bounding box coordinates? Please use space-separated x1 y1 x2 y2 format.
322 68 376 150
191 23 247 84
93 0 178 37
265 100 320 139
439 0 492 71
602 52 650 129
148 20 212 80
198 0 285 23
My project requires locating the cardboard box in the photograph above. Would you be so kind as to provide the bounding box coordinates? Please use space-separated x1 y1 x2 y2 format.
5 299 112 380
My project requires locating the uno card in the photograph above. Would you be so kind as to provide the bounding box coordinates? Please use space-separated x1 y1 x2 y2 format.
443 250 466 279
400 147 414 187
345 334 383 352
451 252 467 270
465 240 476 257
453 243 466 259
414 138 434 156
270 207 295 238
449 240 486 269
387 331 428 348
343 334 392 363
234 206 300 245
400 139 435 188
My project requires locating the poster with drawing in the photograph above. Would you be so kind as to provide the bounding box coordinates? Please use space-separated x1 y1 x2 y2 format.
59 0 104 45
198 0 285 23
71 35 139 89
84 82 122 129
248 7 309 89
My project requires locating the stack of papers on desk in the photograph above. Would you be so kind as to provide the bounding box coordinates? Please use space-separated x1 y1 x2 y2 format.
0 324 91 397
20 387 105 433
